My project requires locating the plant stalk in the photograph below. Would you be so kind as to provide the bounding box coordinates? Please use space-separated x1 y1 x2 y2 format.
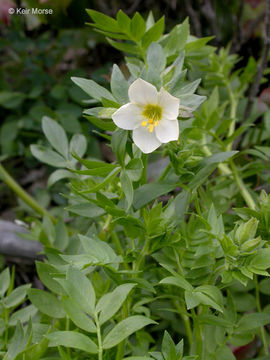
191 308 203 359
134 236 150 272
116 301 129 360
255 275 269 355
0 163 55 222
95 314 103 360
229 160 256 210
141 153 148 184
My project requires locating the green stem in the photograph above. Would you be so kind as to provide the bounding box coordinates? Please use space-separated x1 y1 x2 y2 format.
65 318 71 357
174 300 192 348
95 314 103 360
134 236 150 272
141 154 148 184
202 135 231 176
3 307 9 350
229 160 256 210
202 135 256 209
103 214 112 232
255 275 269 355
116 301 129 360
225 81 237 149
0 163 55 222
111 231 129 271
158 163 171 182
191 309 203 359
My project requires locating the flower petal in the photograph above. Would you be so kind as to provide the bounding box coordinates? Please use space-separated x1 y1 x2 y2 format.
112 103 143 130
132 127 162 154
155 119 179 143
128 78 158 105
158 87 179 120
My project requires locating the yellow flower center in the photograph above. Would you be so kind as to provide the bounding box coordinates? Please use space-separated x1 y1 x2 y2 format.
141 104 162 133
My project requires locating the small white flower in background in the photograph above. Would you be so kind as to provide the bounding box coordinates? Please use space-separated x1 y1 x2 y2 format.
112 78 180 154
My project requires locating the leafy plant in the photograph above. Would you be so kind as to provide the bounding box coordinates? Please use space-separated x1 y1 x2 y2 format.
1 6 270 360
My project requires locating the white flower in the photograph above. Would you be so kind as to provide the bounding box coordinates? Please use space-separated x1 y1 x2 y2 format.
112 78 180 154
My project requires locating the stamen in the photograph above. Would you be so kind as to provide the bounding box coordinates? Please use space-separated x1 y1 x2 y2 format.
148 124 154 133
141 104 162 133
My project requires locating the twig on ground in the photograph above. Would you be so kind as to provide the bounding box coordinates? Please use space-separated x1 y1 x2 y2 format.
244 0 270 121
231 0 244 52
200 0 221 44
184 0 202 37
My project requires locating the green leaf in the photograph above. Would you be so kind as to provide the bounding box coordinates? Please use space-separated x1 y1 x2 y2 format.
47 331 98 354
63 267 96 315
195 285 223 312
36 261 63 295
146 42 166 87
73 164 118 177
179 94 206 111
237 313 270 332
124 357 153 360
80 166 121 193
62 297 97 333
173 79 201 98
86 9 119 32
235 218 258 245
67 202 105 218
188 164 217 189
194 292 223 312
201 151 238 166
4 284 31 308
163 191 190 225
103 316 156 349
54 219 69 251
0 91 26 109
159 275 193 291
259 279 270 295
185 36 213 52
84 114 116 131
42 117 69 158
162 331 177 360
117 10 131 30
130 12 146 41
30 145 67 168
164 19 189 55
184 290 200 309
3 322 27 360
47 169 75 188
216 345 236 360
79 234 121 268
96 283 136 325
27 289 65 318
250 248 270 270
9 305 37 327
126 158 143 181
120 170 134 210
111 64 129 105
107 38 140 55
142 17 165 48
133 182 177 210
198 314 233 328
71 77 115 102
69 134 87 158
0 268 10 297
111 129 128 166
